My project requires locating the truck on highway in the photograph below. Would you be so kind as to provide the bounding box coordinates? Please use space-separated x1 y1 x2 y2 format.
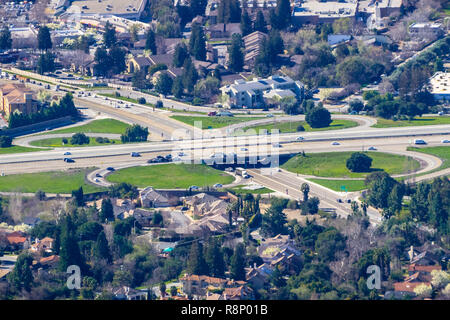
236 167 250 179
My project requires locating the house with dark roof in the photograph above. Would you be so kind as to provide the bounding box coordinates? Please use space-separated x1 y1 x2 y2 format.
140 187 170 208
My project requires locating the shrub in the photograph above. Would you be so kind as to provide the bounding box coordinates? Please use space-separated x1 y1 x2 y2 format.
61 138 68 145
346 152 373 173
297 125 305 132
138 97 146 104
95 137 104 143
70 132 90 145
305 107 332 128
0 135 12 148
155 100 163 108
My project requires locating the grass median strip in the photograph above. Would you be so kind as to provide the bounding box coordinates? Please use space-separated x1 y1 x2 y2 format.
170 115 264 129
39 119 131 135
307 179 368 192
30 137 121 148
0 168 104 194
373 116 450 128
0 145 49 154
106 163 234 189
237 119 358 135
282 151 420 178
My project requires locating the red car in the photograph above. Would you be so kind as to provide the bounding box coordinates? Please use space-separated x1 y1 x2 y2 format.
208 111 217 116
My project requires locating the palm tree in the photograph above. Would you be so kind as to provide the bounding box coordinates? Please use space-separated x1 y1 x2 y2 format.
300 183 310 202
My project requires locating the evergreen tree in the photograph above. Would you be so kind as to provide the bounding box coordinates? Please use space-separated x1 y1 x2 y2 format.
227 34 244 73
172 76 184 98
36 52 55 74
205 238 225 277
155 73 173 95
430 192 448 234
0 25 12 51
94 231 112 263
190 0 208 17
37 25 52 51
189 23 206 61
187 242 208 275
99 198 114 223
94 47 111 77
59 214 85 272
8 254 34 292
230 243 246 281
145 29 157 54
182 57 198 92
301 183 310 202
254 11 267 33
72 187 84 207
103 21 117 48
109 46 126 75
173 43 189 67
240 9 252 36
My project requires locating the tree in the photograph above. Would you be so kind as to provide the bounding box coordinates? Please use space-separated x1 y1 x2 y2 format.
190 0 207 17
71 132 90 145
230 243 246 281
170 286 178 296
189 23 206 61
261 204 287 236
59 214 85 272
302 197 320 215
8 253 34 291
228 34 244 73
301 183 310 202
187 242 208 275
109 46 126 75
0 25 12 51
182 57 198 92
254 11 267 33
240 10 252 36
315 228 346 262
99 198 114 223
413 283 433 299
37 52 55 74
270 0 291 30
155 73 173 96
37 25 52 51
121 125 149 143
172 76 184 98
173 43 189 68
205 238 225 277
72 187 84 207
430 192 448 234
305 106 332 128
94 231 112 263
0 135 12 148
94 47 111 77
103 21 117 48
132 70 151 90
367 172 398 210
145 29 157 54
346 152 373 173
431 270 450 289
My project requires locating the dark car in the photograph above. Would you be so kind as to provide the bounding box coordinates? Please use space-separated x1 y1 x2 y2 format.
106 167 115 171
64 158 75 163
95 173 102 178
347 199 351 203
147 158 161 164
165 154 172 161
337 199 343 203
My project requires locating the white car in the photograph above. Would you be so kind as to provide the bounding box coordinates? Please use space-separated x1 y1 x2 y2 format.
332 141 340 146
442 139 450 143
296 136 305 142
213 183 223 188
368 146 377 151
240 147 248 151
190 186 199 191
266 113 274 118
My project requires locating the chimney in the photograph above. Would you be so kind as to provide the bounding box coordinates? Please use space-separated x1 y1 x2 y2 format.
408 246 414 262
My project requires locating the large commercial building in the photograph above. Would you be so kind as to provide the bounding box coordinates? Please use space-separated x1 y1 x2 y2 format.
220 75 305 109
66 0 148 19
429 72 450 101
291 0 358 25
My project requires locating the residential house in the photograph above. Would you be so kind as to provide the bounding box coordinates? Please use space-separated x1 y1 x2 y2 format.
33 255 60 270
327 34 352 47
130 208 156 227
245 263 273 289
220 75 305 108
0 83 38 118
127 55 153 74
113 286 148 300
4 231 29 251
30 237 54 254
140 187 171 208
409 23 444 38
206 23 241 40
180 274 252 299
258 234 301 272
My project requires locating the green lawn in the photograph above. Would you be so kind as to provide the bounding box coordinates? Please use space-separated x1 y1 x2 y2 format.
307 179 368 192
225 185 275 195
0 168 103 194
106 163 235 188
0 145 48 154
407 146 450 171
30 137 121 148
281 151 420 178
373 116 450 128
237 119 358 135
40 119 131 135
170 116 264 129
